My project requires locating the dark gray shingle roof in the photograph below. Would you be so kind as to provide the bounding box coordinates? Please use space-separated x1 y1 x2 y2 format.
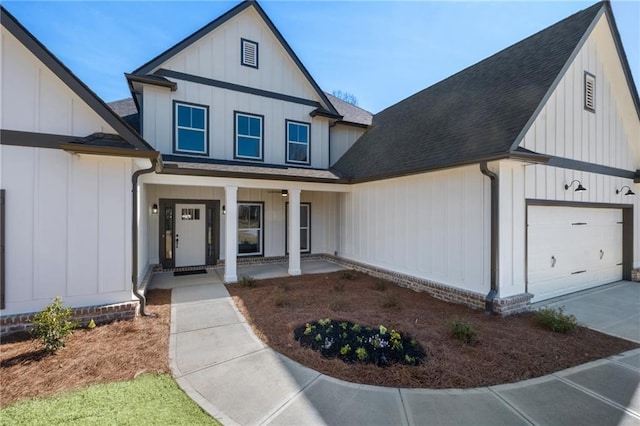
325 93 373 126
333 2 605 183
107 98 140 133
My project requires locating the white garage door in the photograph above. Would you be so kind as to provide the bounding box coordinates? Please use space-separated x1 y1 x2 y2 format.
527 206 623 302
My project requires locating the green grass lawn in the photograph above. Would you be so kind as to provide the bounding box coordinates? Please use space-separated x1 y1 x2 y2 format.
1 374 221 425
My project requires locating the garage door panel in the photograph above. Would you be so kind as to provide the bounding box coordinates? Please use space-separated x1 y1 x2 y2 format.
527 206 622 302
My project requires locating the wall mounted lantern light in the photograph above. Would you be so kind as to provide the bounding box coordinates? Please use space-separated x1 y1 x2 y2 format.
151 203 158 214
616 185 635 196
222 205 226 215
564 180 587 192
281 190 288 197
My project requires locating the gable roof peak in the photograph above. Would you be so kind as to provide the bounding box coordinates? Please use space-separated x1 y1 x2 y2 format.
0 5 154 153
131 0 338 116
334 1 611 183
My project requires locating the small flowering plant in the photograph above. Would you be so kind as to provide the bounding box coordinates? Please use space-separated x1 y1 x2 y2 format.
294 319 426 366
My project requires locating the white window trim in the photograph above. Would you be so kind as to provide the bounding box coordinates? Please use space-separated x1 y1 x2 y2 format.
174 102 208 154
237 202 263 256
235 112 263 160
286 120 310 165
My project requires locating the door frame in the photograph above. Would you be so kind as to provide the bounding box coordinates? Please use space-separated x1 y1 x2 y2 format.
159 198 220 269
525 199 634 294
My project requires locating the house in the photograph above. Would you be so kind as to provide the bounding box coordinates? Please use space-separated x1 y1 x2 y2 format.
1 0 638 330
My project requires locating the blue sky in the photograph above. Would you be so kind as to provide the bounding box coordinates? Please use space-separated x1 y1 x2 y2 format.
4 1 639 114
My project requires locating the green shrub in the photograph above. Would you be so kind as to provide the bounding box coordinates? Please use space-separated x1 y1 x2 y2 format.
333 281 345 291
382 294 399 308
355 347 368 361
448 317 478 344
340 270 357 280
535 306 578 333
30 297 79 354
374 279 388 291
239 275 256 288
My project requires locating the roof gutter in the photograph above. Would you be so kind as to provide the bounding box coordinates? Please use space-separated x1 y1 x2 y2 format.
480 162 498 314
132 157 158 316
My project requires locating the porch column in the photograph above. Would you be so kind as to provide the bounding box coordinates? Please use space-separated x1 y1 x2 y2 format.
288 189 302 276
224 186 238 283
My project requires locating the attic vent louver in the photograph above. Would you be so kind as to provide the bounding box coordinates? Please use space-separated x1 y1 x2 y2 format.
241 38 258 69
584 72 595 112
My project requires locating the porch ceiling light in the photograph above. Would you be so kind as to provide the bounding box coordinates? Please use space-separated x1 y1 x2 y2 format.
151 203 158 214
564 180 586 192
281 190 288 197
616 185 635 196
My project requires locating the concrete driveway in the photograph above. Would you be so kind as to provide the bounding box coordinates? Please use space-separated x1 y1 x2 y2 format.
536 281 640 343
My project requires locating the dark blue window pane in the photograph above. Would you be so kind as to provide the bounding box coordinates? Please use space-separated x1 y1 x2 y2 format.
298 125 308 143
192 108 205 129
178 129 204 152
237 137 259 158
237 115 249 135
177 105 191 127
249 117 261 137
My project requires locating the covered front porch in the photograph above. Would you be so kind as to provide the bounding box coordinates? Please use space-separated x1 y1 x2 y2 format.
137 166 350 285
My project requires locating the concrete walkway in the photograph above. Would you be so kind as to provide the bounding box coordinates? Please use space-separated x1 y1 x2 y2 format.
157 266 640 426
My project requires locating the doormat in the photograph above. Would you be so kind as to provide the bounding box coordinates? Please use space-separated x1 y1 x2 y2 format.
174 269 207 277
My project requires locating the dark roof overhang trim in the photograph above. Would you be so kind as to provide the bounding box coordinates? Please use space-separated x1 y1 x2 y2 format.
159 164 344 184
635 170 640 184
334 120 370 129
544 155 636 180
310 109 343 120
125 73 177 91
60 143 160 159
156 69 321 108
603 2 640 119
0 6 155 153
0 129 76 149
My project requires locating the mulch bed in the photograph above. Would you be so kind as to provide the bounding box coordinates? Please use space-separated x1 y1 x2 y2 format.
0 290 171 407
227 271 638 389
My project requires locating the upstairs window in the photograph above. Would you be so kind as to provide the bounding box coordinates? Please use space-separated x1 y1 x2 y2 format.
584 72 595 112
241 38 258 68
286 120 310 165
174 102 208 155
235 112 263 160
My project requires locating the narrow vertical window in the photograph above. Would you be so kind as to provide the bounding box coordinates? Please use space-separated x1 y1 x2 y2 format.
241 38 258 68
238 203 263 256
235 112 263 160
174 101 208 154
584 72 595 112
286 202 311 253
286 120 310 165
0 189 5 309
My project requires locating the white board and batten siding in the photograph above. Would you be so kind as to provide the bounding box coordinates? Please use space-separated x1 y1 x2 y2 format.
1 25 138 314
517 11 639 301
143 84 331 168
0 27 115 136
141 6 333 168
338 165 491 295
330 124 367 166
1 147 135 315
